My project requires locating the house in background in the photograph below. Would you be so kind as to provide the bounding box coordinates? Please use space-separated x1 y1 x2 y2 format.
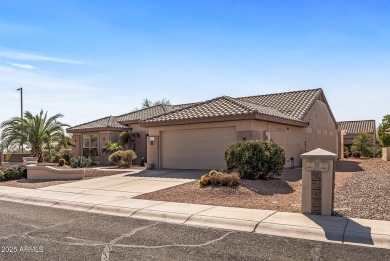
142 88 339 170
67 104 191 165
337 120 376 157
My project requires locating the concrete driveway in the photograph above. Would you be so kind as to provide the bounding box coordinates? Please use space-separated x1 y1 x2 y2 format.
39 169 204 199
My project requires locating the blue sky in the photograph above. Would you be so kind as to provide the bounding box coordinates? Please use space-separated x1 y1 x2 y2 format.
0 0 389 127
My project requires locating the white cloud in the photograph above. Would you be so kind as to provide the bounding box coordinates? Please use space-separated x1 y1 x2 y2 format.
0 49 87 65
7 62 35 69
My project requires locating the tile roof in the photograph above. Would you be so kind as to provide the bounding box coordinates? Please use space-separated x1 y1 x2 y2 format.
144 95 306 125
67 116 128 132
237 88 322 120
338 120 376 134
116 105 171 122
68 103 195 132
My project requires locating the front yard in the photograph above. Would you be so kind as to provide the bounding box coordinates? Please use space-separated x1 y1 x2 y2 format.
136 159 390 221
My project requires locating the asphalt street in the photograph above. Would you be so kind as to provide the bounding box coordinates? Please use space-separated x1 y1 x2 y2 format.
0 201 389 261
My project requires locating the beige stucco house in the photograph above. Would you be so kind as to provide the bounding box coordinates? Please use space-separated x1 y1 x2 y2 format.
141 89 339 170
67 88 339 169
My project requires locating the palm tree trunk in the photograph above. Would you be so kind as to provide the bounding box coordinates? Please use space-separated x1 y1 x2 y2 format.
30 147 43 162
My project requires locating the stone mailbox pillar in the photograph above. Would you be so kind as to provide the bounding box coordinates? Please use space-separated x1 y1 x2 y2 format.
300 148 337 216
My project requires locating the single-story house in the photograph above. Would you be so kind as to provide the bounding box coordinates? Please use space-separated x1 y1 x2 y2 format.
67 88 339 169
337 120 376 157
67 104 192 165
141 88 339 169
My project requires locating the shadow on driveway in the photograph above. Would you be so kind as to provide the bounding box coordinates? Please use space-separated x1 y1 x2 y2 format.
126 169 207 179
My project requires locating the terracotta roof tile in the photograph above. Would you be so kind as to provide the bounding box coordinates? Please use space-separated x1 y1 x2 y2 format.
338 120 376 134
145 96 304 124
236 88 322 120
67 116 128 132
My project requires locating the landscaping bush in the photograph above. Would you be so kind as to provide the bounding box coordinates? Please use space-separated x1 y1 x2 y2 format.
351 132 374 157
60 149 72 164
225 140 285 180
70 156 92 168
109 150 137 167
102 141 123 155
199 170 240 187
0 166 27 180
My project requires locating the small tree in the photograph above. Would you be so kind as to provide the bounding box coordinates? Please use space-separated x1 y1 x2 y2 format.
102 141 123 154
378 114 390 147
351 132 374 157
142 98 171 108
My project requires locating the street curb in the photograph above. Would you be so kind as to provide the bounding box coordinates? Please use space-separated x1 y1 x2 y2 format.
185 215 259 232
344 231 390 249
1 194 29 203
52 201 95 211
255 222 344 243
132 209 190 224
24 197 59 207
88 205 137 217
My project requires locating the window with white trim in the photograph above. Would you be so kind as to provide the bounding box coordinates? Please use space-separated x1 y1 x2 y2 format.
83 134 99 157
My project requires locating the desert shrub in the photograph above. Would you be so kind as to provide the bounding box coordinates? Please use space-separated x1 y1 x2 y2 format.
102 141 123 155
58 159 65 166
0 170 4 181
1 166 27 180
199 170 240 187
351 132 374 157
122 150 137 167
60 149 73 164
109 150 137 167
70 156 92 168
225 140 285 180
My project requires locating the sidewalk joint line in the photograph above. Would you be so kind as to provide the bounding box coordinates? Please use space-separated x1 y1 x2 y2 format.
253 211 277 232
342 219 350 244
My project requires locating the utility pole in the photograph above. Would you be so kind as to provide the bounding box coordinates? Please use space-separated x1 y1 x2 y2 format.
16 87 23 153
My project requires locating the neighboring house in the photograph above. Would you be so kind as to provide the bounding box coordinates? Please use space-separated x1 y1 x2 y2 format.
141 88 339 169
67 104 191 165
337 120 376 157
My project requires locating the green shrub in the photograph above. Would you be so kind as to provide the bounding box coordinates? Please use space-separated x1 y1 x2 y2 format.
70 156 92 168
199 170 240 187
102 141 123 154
109 150 137 168
351 132 374 157
1 166 26 180
225 140 285 180
60 149 73 164
122 150 137 167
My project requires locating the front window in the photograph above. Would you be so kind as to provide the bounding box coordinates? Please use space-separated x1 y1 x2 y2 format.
83 134 99 157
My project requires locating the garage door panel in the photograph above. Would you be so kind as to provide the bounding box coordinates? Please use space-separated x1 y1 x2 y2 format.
162 127 236 169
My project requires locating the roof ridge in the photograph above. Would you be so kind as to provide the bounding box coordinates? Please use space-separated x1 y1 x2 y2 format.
116 104 166 118
237 88 322 100
338 120 376 123
221 96 258 113
107 115 115 127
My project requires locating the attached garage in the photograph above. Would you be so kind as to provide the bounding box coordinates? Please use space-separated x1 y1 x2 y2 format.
161 127 236 169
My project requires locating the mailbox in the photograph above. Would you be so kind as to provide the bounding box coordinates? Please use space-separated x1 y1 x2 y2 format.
300 148 337 216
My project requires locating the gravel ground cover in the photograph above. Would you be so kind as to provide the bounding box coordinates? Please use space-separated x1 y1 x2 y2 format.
0 165 142 189
136 159 390 221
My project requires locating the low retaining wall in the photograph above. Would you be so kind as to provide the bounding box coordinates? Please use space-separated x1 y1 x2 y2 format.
383 147 390 161
27 166 85 180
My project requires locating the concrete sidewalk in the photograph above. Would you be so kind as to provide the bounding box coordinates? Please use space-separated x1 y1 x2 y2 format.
0 185 389 250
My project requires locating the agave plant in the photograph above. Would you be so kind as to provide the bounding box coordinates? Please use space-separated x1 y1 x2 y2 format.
0 110 70 162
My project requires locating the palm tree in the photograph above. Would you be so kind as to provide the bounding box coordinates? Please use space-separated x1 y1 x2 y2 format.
118 131 135 150
1 110 70 162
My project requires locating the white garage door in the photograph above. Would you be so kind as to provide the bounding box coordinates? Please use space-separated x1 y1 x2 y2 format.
162 127 236 169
